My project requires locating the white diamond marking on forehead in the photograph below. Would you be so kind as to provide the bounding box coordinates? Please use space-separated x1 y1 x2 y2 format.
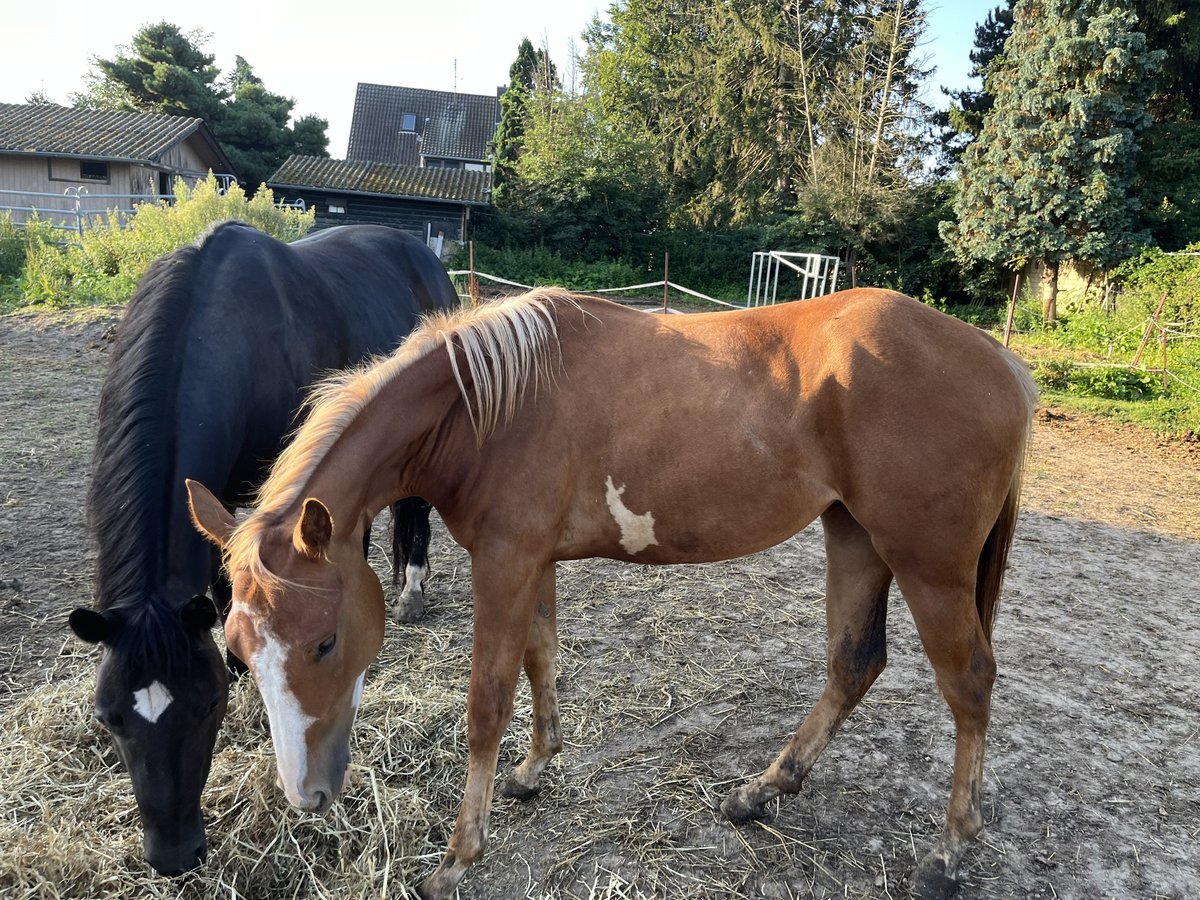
132 681 173 724
605 476 658 555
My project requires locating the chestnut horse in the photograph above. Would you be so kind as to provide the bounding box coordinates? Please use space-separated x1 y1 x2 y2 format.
188 288 1038 898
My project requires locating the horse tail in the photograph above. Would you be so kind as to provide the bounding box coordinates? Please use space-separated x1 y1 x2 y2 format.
976 355 1038 644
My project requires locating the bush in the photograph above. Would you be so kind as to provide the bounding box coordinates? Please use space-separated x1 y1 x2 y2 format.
6 175 315 308
1032 360 1164 402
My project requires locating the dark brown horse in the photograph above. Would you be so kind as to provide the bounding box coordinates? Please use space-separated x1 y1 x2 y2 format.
188 288 1038 898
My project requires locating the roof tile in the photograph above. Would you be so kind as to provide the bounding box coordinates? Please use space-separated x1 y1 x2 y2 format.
347 84 498 164
0 103 208 164
267 155 492 205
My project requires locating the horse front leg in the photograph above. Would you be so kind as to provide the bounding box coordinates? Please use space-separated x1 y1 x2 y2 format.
498 565 562 800
417 559 546 900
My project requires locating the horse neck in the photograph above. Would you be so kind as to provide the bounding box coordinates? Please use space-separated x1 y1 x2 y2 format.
298 344 477 533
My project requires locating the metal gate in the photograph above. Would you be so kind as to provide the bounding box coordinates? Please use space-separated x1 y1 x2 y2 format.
747 251 840 306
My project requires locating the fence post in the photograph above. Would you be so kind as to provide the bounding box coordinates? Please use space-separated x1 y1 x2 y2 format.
1162 328 1169 392
1003 273 1021 348
468 241 479 307
663 252 670 313
1133 291 1169 367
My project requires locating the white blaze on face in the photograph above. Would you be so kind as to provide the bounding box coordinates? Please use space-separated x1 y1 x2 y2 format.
252 625 316 806
351 671 365 709
131 681 173 723
605 475 658 555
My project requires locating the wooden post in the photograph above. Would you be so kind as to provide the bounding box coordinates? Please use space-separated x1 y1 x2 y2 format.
468 240 479 307
1162 328 1169 392
1003 273 1021 348
1132 291 1169 367
663 252 670 314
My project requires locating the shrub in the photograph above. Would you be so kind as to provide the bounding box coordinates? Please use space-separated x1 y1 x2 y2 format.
10 175 315 308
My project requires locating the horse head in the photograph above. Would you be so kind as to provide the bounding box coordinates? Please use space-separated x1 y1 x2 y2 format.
186 479 384 812
67 594 228 875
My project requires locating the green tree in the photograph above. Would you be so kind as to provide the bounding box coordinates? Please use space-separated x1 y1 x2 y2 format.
1131 0 1200 248
493 38 558 200
586 0 931 267
942 0 1162 321
86 22 225 121
935 1 1015 166
74 26 329 193
216 56 329 192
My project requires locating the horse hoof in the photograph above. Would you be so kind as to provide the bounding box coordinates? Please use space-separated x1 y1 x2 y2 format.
498 775 540 802
910 854 959 899
391 593 425 624
719 789 768 825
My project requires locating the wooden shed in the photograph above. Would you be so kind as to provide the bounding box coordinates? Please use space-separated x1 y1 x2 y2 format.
0 102 236 228
266 155 491 255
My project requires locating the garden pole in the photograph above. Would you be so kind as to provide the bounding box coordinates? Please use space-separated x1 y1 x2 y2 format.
1162 328 1169 392
663 253 670 314
1133 291 1169 367
1003 274 1021 348
468 241 479 307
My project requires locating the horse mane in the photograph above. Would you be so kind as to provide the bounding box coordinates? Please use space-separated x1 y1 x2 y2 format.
87 225 247 665
226 287 574 584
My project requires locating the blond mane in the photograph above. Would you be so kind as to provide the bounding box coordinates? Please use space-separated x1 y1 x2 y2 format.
224 287 576 583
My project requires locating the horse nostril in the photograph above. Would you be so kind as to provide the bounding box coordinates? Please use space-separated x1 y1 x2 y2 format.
313 790 328 811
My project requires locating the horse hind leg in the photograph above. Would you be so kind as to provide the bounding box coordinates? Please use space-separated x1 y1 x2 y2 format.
893 568 997 899
498 566 562 801
722 501 892 823
390 497 433 623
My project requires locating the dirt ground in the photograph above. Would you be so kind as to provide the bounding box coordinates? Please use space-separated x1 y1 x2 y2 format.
1 307 1198 899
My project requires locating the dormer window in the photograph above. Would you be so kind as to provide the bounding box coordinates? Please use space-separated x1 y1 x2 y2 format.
401 113 417 132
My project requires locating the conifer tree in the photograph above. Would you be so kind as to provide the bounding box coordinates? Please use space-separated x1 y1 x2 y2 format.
942 0 1162 321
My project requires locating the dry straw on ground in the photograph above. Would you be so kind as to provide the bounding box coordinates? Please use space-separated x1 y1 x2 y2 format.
2 531 895 900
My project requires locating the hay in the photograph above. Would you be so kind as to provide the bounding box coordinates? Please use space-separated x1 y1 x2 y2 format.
0 523 933 899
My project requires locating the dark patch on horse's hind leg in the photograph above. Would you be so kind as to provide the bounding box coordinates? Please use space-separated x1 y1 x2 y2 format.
210 547 249 678
390 497 432 623
721 502 891 825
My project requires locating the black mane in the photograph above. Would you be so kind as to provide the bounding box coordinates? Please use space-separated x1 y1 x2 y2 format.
87 229 219 664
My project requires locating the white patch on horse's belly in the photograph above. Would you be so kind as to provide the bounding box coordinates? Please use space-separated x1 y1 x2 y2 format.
605 476 658 554
132 681 173 723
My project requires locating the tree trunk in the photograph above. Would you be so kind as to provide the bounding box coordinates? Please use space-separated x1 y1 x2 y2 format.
1041 259 1059 323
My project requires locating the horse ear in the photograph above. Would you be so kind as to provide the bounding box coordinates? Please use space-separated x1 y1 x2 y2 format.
180 595 219 633
68 607 115 645
186 479 236 548
293 497 334 559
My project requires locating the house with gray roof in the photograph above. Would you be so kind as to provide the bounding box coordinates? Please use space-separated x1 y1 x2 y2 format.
347 83 499 170
0 102 236 228
266 83 497 254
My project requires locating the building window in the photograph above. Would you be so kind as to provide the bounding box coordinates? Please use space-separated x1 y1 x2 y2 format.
327 201 347 214
401 113 417 132
79 161 110 182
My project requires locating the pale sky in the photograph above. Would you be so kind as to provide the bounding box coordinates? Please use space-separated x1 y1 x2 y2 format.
3 1 991 158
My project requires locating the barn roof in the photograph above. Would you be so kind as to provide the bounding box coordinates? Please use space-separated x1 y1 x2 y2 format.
0 103 234 172
267 155 492 206
347 84 499 164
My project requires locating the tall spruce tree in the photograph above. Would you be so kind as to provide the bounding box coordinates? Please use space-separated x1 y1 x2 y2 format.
89 22 225 122
942 0 1162 321
936 1 1015 165
493 39 558 201
75 25 329 193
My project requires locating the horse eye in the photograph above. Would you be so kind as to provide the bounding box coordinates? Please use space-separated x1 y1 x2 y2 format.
316 633 337 659
95 709 124 731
